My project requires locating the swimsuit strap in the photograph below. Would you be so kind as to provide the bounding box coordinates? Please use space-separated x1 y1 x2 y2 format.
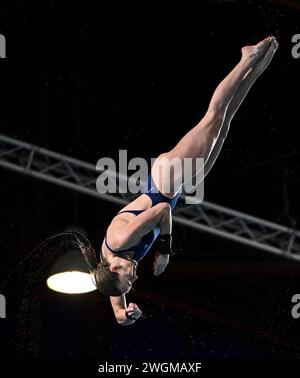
117 209 144 215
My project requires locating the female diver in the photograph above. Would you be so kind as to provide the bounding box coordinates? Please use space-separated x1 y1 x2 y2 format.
81 36 278 325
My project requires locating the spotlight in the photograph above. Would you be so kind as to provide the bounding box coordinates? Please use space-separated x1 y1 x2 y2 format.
47 244 97 295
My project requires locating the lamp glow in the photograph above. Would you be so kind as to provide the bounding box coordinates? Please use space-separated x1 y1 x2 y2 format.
47 271 97 294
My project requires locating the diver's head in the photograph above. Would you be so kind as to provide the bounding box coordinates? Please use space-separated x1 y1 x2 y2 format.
80 240 138 296
92 252 138 296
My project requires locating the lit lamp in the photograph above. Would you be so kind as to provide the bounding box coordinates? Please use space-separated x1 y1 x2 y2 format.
47 247 97 295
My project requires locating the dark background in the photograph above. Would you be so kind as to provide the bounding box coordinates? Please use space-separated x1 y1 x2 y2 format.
0 0 300 362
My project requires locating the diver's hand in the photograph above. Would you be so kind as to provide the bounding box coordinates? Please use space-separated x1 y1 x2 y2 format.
126 303 142 320
117 303 142 326
153 250 169 276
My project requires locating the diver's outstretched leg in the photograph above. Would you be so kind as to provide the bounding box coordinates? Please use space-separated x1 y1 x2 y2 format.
151 37 274 196
203 37 278 177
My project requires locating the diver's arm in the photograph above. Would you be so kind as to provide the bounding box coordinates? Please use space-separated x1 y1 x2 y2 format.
109 202 172 251
110 295 142 326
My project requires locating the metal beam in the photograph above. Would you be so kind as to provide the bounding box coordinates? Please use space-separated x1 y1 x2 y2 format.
0 133 299 262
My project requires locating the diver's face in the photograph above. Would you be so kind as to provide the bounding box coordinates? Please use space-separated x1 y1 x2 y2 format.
110 256 138 294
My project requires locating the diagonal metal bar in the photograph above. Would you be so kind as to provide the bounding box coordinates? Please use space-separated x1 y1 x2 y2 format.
0 133 300 262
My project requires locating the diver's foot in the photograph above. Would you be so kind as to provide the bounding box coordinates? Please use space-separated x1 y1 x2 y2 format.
255 38 278 74
241 36 274 65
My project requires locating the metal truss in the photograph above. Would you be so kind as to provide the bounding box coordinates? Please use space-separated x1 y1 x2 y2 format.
0 133 299 262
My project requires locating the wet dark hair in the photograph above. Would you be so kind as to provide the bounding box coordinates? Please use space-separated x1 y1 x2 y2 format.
59 230 123 297
42 230 126 297
77 235 125 297
1 229 125 303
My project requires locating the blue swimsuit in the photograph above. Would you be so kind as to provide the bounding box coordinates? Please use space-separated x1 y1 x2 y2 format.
100 174 181 262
